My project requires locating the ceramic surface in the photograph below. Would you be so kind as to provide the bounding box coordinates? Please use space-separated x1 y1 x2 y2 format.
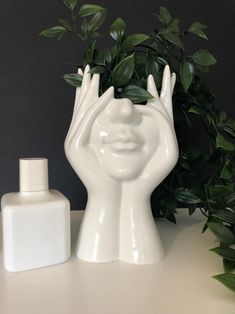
65 65 178 264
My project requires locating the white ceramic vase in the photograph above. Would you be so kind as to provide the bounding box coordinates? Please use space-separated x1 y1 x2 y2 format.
65 64 178 264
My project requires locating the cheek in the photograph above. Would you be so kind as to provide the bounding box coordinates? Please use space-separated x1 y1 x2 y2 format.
136 116 159 154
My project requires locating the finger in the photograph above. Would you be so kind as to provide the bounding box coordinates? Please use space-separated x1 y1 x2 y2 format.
79 64 91 106
88 73 100 100
171 73 176 95
160 65 173 122
74 86 114 145
147 74 159 99
160 65 171 99
73 68 83 115
78 68 83 75
147 74 170 118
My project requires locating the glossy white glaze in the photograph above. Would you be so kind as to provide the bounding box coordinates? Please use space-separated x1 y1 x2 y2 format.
65 65 178 264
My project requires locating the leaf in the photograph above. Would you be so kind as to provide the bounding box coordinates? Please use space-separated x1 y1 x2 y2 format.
83 40 96 64
193 49 217 66
223 126 235 138
223 259 235 272
79 4 105 17
89 66 106 74
188 22 208 40
175 188 202 204
209 185 234 202
188 204 197 216
181 146 201 161
161 32 183 49
110 18 126 41
212 210 235 224
63 0 77 10
226 192 235 206
188 106 204 115
208 222 235 244
87 10 107 31
188 22 208 31
121 34 149 51
120 85 153 103
58 19 72 31
180 62 194 92
220 161 233 180
39 26 66 38
212 273 235 292
112 54 135 86
145 59 159 78
216 134 234 151
157 56 168 65
63 73 83 87
167 19 180 34
157 6 172 25
211 246 235 261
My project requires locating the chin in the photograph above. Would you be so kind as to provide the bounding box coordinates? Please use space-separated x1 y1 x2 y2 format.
104 165 143 182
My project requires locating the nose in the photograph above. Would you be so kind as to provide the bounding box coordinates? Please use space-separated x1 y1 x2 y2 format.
106 98 141 124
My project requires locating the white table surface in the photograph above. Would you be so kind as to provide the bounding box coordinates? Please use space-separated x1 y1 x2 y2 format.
0 209 234 314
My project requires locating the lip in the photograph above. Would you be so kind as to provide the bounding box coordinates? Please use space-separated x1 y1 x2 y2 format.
109 141 140 152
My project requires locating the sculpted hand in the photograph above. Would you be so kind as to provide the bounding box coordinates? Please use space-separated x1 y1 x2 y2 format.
64 65 116 192
129 65 178 196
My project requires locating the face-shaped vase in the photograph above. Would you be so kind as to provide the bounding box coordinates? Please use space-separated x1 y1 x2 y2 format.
89 98 160 181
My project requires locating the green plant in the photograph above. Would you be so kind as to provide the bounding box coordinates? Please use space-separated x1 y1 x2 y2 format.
40 1 235 292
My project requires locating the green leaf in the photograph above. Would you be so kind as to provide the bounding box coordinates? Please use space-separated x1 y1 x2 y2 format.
175 188 202 204
83 40 96 64
89 66 106 74
188 22 208 40
212 273 235 292
209 185 234 203
63 0 77 10
181 147 201 161
79 4 105 17
157 56 168 65
110 18 126 41
180 62 194 92
188 204 197 216
167 19 180 34
216 135 234 151
63 73 83 87
121 34 149 51
87 10 107 31
220 161 233 180
120 85 153 103
188 106 204 115
189 22 208 31
145 59 159 78
39 26 66 38
211 246 235 261
157 7 172 25
161 32 183 49
112 54 135 86
208 222 235 244
223 259 235 273
193 49 217 66
58 19 72 31
223 126 235 138
226 192 235 206
212 210 235 224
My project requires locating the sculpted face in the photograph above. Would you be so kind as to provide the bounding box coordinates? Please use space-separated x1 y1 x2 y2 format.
89 98 160 181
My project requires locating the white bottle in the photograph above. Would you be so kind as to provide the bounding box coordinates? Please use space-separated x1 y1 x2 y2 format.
1 158 71 272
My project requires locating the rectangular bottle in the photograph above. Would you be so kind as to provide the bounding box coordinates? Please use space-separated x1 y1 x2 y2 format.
1 158 70 272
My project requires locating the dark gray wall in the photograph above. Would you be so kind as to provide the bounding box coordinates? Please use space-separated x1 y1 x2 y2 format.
0 0 234 209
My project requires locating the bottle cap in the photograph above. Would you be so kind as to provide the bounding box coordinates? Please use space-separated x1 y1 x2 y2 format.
19 158 49 192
